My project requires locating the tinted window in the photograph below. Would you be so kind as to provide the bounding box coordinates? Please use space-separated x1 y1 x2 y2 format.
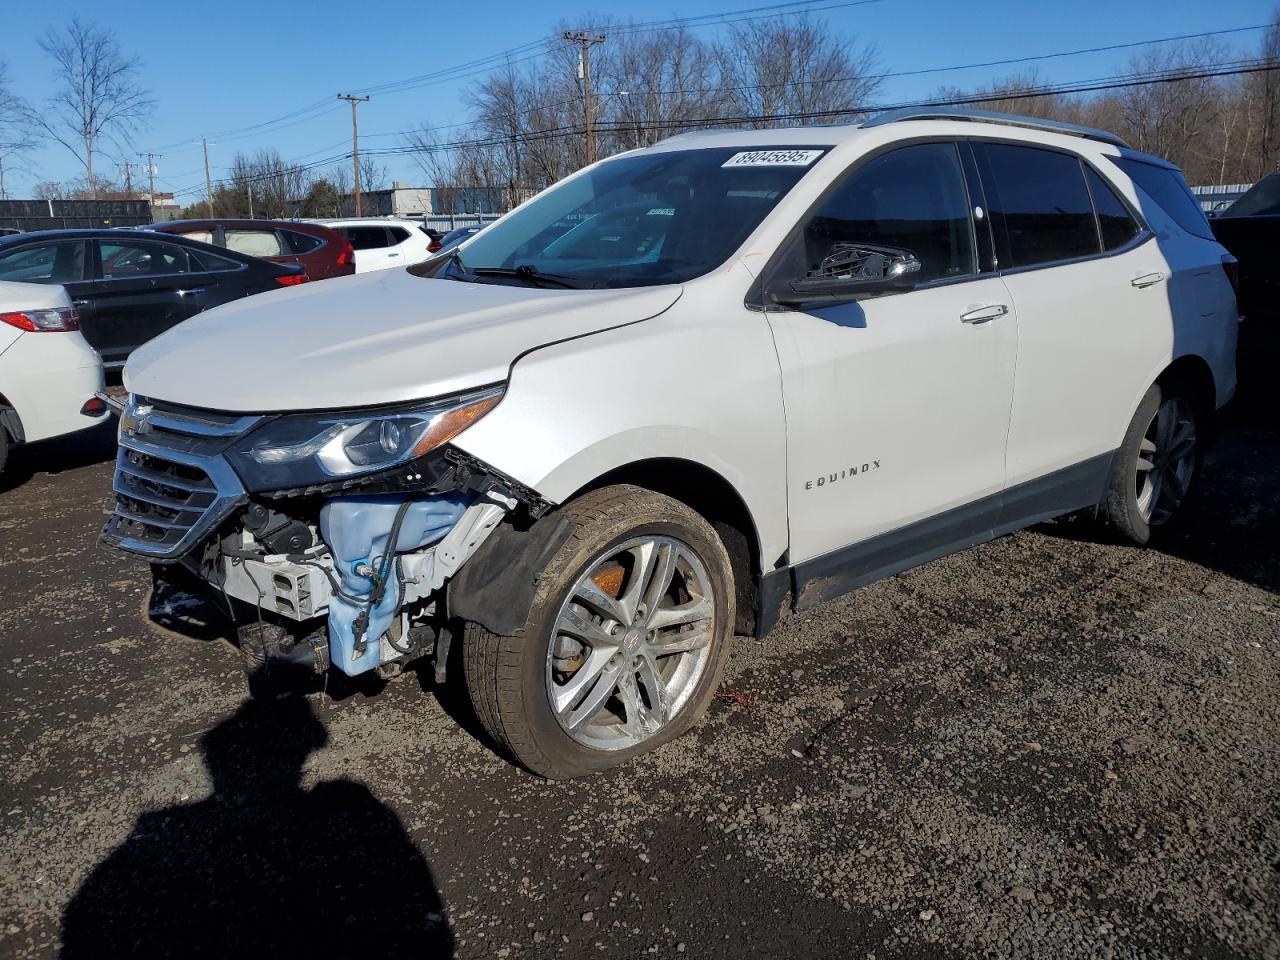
1111 157 1215 240
450 146 823 288
979 144 1099 267
1222 171 1280 217
542 203 674 261
224 229 284 257
0 241 85 283
1084 166 1142 251
282 230 322 254
778 142 977 286
344 226 391 250
99 240 190 279
188 248 243 272
387 226 411 243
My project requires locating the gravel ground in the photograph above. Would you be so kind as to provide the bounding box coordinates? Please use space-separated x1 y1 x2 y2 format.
0 397 1276 959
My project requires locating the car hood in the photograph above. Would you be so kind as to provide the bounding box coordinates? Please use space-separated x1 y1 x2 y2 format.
124 268 682 412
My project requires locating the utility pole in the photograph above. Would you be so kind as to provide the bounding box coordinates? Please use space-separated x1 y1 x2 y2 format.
563 32 605 165
337 93 371 215
202 138 215 217
120 160 135 198
138 152 159 210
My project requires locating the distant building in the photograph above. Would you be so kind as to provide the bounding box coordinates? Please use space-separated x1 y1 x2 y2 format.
337 182 517 217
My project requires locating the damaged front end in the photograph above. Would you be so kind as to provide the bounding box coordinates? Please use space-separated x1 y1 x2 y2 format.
100 388 548 681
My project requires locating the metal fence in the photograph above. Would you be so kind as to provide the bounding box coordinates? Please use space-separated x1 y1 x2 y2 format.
1189 183 1251 214
420 213 504 233
0 198 152 232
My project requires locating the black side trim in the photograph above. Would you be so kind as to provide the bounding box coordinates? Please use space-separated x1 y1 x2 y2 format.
753 568 792 639
780 450 1115 619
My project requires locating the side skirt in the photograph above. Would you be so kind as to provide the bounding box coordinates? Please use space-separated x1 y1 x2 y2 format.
753 450 1116 635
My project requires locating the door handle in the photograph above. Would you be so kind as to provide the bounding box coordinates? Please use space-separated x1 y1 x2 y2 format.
177 288 206 297
1131 272 1165 288
386 252 401 258
959 304 1009 324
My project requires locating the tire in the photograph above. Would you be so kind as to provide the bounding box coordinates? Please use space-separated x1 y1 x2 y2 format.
0 427 8 477
1101 381 1202 544
462 484 735 779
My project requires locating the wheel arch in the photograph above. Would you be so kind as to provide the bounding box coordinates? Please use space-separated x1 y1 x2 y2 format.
566 457 766 636
1157 353 1217 423
0 389 23 444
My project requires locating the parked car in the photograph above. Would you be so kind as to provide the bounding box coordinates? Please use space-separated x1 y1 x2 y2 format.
103 107 1237 779
0 280 107 474
0 229 307 368
313 218 438 272
0 227 22 238
436 225 482 253
1209 172 1278 322
148 219 355 282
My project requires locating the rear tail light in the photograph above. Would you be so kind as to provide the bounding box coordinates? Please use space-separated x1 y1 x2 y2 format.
275 274 309 286
0 307 80 332
336 242 355 266
428 239 442 253
1221 255 1239 301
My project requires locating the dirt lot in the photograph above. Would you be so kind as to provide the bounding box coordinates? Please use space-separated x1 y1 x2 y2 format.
1 392 1277 958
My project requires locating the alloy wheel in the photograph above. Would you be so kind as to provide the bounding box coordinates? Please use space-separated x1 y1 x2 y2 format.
546 535 716 751
1135 396 1197 526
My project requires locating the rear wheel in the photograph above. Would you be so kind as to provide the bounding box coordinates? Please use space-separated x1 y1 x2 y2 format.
462 485 734 779
0 427 8 477
1102 382 1201 544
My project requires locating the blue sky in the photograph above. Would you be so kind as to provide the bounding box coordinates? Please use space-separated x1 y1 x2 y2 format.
2 0 1274 200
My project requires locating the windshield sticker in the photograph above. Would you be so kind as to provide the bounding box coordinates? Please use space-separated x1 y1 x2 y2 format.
722 149 823 168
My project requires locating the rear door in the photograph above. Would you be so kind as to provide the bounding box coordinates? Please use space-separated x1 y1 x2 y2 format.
972 141 1170 491
87 237 206 364
341 225 394 272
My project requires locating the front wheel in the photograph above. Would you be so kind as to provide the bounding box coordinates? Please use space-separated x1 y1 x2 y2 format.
462 485 735 779
1102 382 1202 544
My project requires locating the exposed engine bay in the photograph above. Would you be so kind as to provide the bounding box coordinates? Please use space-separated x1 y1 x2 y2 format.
100 392 551 682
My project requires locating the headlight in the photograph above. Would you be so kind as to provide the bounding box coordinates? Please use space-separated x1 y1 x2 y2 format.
227 384 504 491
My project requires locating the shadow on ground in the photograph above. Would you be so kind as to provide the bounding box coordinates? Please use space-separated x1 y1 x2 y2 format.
0 420 116 494
59 668 455 958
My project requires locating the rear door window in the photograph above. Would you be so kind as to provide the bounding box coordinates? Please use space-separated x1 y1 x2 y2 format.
98 240 191 279
224 229 285 257
976 143 1100 268
282 230 322 254
1110 156 1215 240
0 240 86 283
1084 166 1142 251
387 226 411 244
343 226 392 250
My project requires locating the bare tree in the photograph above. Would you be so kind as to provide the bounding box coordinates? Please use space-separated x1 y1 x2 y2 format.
715 17 881 126
31 18 153 199
358 154 388 194
0 62 37 200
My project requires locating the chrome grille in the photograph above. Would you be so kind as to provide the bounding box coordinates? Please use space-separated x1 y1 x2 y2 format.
101 396 257 561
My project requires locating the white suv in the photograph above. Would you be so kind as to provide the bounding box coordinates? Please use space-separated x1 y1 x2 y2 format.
105 108 1237 778
313 218 436 272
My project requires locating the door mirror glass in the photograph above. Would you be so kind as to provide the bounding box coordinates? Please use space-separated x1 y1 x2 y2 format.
768 243 921 305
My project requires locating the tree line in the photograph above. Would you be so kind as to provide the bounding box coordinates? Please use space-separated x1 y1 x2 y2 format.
2 12 1280 213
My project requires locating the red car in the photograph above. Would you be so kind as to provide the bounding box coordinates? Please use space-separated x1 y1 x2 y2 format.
148 219 355 281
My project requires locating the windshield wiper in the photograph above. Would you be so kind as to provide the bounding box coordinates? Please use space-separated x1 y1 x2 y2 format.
469 264 593 289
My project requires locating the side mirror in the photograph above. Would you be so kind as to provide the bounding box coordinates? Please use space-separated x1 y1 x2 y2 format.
768 243 921 307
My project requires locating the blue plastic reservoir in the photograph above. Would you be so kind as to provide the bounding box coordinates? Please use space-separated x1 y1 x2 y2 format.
319 493 472 675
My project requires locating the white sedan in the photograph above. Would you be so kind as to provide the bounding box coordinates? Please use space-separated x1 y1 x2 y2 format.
0 281 107 474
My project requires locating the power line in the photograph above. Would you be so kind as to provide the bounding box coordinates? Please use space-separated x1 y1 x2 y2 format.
163 57 1279 201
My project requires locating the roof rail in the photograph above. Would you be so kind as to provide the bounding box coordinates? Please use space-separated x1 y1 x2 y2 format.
861 106 1129 148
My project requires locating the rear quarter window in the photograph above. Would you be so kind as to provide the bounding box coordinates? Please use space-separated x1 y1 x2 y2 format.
282 230 323 254
1110 157 1215 241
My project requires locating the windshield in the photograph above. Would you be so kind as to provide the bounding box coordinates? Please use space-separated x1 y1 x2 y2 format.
440 146 827 288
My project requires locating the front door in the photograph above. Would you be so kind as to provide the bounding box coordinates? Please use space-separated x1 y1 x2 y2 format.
761 141 1017 600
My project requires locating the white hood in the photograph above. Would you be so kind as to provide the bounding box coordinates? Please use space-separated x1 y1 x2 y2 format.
124 268 681 412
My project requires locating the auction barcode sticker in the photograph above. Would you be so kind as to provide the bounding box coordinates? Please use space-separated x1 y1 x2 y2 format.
722 149 823 168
